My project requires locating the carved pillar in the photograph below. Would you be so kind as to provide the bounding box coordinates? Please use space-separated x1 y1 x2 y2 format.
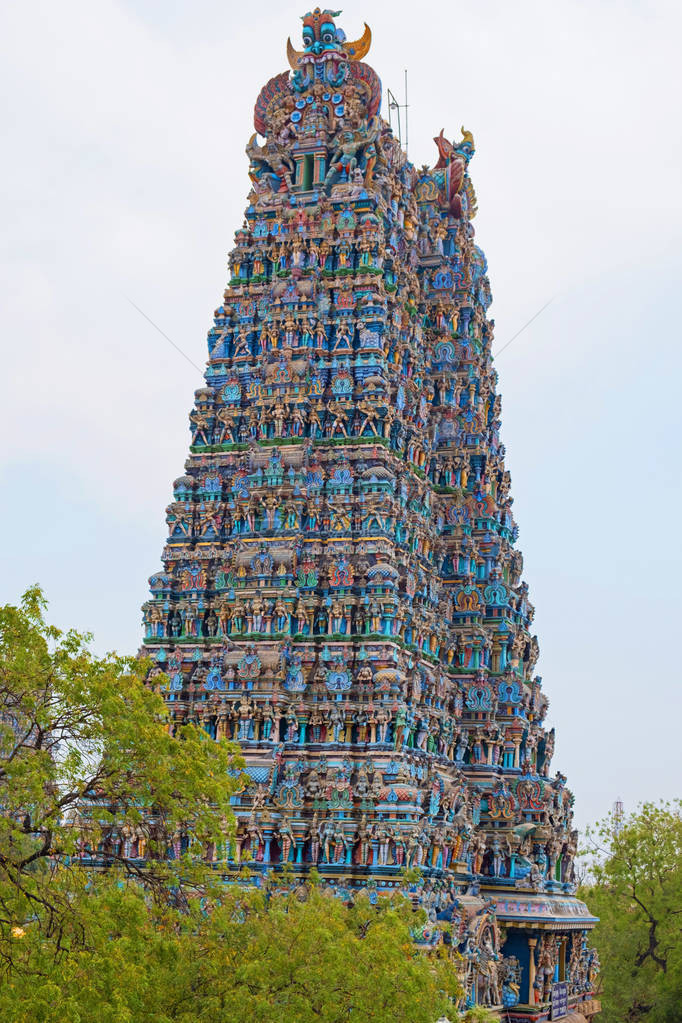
527 937 537 1004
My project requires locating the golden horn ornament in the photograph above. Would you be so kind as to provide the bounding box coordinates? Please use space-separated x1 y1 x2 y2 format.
286 37 305 69
342 23 372 61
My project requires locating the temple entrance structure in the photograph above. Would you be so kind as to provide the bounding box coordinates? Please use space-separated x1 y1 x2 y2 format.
141 10 599 1017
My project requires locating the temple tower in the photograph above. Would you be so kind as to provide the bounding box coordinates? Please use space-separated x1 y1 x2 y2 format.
141 10 599 1018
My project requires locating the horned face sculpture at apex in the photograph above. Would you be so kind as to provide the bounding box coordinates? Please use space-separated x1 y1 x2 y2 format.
140 10 599 1019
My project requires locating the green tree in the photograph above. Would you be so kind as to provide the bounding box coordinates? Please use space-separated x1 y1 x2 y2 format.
0 586 244 972
582 801 682 1023
0 875 463 1022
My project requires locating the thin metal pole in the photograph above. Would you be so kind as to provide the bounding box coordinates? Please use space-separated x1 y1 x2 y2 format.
404 69 409 158
387 89 401 147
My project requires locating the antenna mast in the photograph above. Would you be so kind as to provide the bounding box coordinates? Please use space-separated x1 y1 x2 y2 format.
404 69 409 158
613 798 624 835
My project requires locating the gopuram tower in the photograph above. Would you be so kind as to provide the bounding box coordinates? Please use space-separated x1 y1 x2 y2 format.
141 10 599 1019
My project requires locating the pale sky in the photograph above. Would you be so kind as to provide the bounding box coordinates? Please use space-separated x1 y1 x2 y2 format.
2 0 680 833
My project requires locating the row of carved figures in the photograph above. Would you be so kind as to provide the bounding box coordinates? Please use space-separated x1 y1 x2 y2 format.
208 320 490 368
190 403 497 452
164 499 505 542
145 605 534 671
232 815 577 884
78 812 575 887
164 699 550 774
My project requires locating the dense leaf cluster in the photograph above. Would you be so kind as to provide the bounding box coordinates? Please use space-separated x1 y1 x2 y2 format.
583 802 682 1023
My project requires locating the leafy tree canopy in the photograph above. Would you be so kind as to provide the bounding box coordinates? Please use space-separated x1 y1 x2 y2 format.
582 801 682 1023
0 873 464 1023
0 586 244 968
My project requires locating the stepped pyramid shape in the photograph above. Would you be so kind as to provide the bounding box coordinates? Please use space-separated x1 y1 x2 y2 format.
141 10 599 1018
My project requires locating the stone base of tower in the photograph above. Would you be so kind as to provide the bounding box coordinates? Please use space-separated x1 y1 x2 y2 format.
485 886 599 1020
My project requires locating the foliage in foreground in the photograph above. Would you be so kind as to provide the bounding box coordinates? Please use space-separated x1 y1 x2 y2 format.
0 590 462 1022
0 587 243 970
0 874 462 1023
581 801 682 1023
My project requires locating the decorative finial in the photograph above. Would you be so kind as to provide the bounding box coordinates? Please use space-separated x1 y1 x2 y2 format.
287 10 371 69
